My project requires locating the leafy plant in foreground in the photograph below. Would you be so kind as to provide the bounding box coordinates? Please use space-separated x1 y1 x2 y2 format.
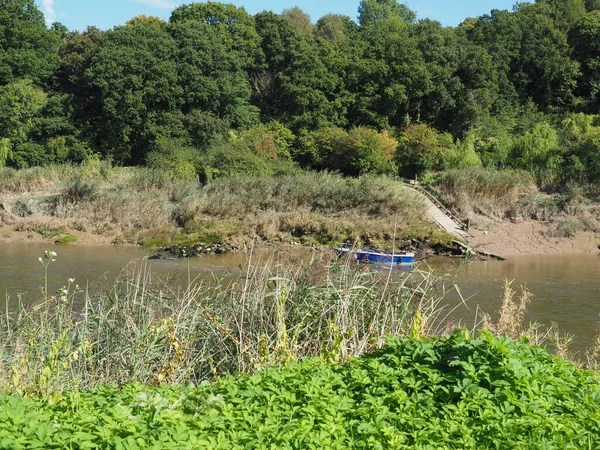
0 332 599 448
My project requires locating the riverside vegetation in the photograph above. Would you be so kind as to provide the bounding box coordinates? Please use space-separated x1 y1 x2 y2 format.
0 163 450 253
4 0 600 446
1 251 600 448
3 0 600 242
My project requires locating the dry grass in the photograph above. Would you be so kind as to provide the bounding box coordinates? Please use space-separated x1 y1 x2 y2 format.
0 165 434 248
434 168 535 220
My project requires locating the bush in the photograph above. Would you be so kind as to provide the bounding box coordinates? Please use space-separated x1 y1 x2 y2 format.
396 123 448 179
443 131 482 170
146 138 199 181
294 127 347 170
197 138 300 182
240 121 295 161
342 127 397 176
60 178 99 203
294 127 397 176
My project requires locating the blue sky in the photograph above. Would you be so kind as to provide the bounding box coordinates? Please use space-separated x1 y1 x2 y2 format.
36 0 528 31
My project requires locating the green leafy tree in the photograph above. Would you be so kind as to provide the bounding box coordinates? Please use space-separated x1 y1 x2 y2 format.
341 127 397 175
294 127 347 170
0 79 47 143
444 131 483 169
510 122 562 184
253 12 342 131
396 123 447 178
170 2 261 69
570 11 600 112
357 0 416 26
281 7 313 40
315 14 357 43
240 121 295 160
349 16 428 128
86 19 182 164
0 0 59 84
169 20 258 130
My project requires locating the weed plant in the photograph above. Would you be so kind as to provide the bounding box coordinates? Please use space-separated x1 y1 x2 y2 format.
0 250 446 395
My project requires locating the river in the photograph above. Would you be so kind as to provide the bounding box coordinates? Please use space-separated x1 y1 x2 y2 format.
1 242 599 355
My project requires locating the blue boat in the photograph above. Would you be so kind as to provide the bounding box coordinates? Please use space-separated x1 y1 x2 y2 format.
335 244 415 265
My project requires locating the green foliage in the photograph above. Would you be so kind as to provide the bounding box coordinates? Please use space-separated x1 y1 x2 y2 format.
570 10 600 112
294 127 396 175
444 132 483 170
196 138 299 182
358 0 416 26
240 121 295 160
295 127 347 170
146 138 199 181
510 122 562 184
0 79 48 147
342 127 397 175
396 123 447 178
0 0 60 83
86 19 181 164
1 332 599 448
0 137 10 167
281 6 314 40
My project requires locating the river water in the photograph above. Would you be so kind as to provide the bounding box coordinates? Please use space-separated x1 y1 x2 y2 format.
1 243 599 355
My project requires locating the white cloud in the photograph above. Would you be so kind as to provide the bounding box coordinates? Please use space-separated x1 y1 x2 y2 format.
42 0 56 24
129 0 177 8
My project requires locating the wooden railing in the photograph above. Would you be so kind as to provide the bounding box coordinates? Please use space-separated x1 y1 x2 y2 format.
402 180 468 232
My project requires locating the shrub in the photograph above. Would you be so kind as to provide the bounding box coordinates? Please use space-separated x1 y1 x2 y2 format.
396 123 448 179
294 127 347 170
146 138 199 181
342 127 397 176
60 178 99 203
443 131 482 170
240 121 295 161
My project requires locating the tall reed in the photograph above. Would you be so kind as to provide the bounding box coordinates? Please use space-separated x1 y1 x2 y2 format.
0 251 447 395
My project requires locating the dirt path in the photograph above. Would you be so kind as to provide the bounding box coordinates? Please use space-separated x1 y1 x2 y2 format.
468 221 599 257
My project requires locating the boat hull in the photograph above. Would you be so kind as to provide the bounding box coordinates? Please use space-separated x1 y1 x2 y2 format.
354 251 415 265
335 245 414 265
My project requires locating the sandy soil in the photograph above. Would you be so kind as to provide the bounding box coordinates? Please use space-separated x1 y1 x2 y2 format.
0 225 120 246
468 221 600 257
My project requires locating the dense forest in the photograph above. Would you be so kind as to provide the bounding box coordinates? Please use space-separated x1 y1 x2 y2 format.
2 0 600 187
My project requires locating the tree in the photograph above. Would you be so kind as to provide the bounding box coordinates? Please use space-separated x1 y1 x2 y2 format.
0 0 60 84
282 7 313 40
315 14 357 43
0 79 48 167
349 16 428 128
570 11 600 112
396 123 447 178
168 20 258 130
341 127 397 175
357 0 416 27
86 19 181 164
170 2 261 69
56 27 104 141
510 122 562 184
253 12 342 131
